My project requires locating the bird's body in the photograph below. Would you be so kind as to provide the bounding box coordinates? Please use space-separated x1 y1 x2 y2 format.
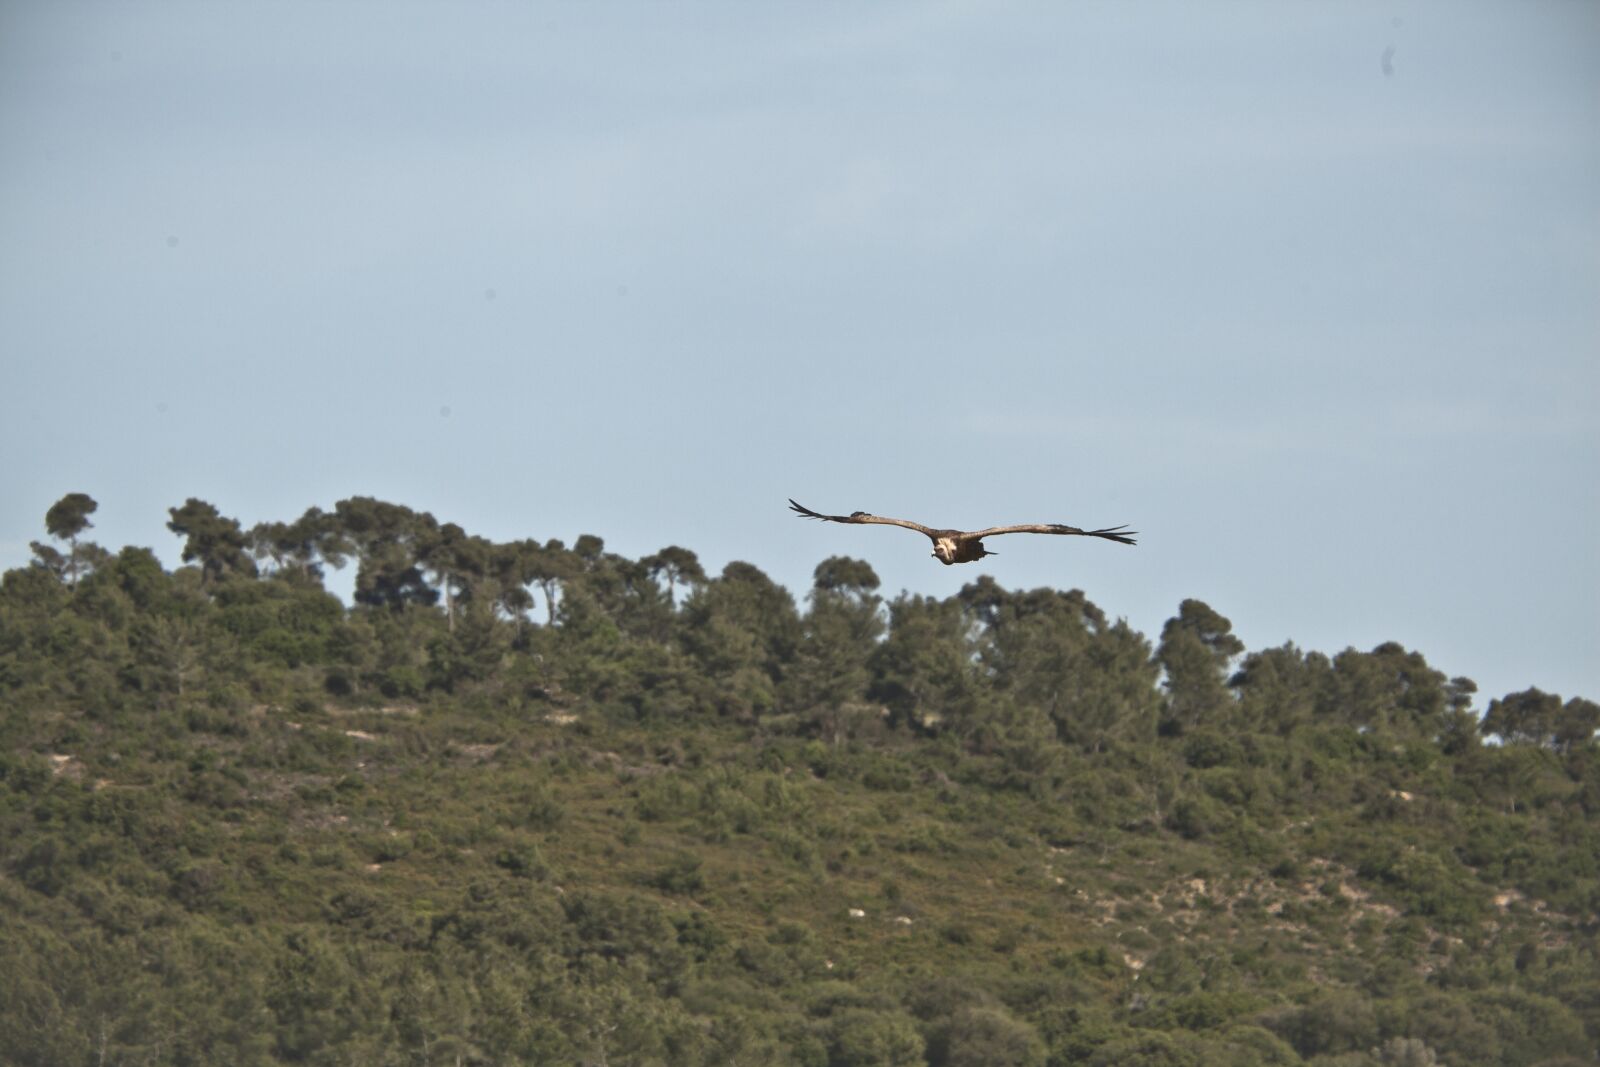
788 499 1135 565
930 533 990 564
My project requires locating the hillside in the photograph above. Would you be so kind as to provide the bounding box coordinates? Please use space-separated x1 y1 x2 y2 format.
2 494 1596 1066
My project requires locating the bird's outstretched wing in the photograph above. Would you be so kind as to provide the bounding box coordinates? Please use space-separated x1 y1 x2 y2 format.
788 499 939 539
964 522 1137 546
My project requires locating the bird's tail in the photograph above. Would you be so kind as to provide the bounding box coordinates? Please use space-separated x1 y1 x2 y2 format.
1088 526 1137 546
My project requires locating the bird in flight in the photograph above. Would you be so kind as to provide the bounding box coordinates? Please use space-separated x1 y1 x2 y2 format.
788 499 1136 566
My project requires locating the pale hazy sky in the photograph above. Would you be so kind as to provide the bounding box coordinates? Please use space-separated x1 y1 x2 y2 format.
3 1 1596 707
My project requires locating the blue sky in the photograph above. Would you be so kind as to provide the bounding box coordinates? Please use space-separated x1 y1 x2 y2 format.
3 1 1596 707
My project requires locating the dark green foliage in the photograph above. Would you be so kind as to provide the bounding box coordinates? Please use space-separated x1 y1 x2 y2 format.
789 557 886 744
0 493 1593 1065
213 577 347 669
1157 598 1244 735
167 498 258 586
1483 687 1600 753
647 851 706 895
38 491 102 589
824 1008 926 1066
332 496 440 611
924 1005 1046 1067
679 561 800 719
45 492 99 543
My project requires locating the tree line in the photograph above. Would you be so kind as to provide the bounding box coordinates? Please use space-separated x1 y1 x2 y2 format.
18 492 1598 752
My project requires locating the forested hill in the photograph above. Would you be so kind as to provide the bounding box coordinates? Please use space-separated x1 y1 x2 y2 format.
3 493 1597 1066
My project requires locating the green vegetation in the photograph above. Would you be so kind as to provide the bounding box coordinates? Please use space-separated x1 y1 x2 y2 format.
2 493 1596 1066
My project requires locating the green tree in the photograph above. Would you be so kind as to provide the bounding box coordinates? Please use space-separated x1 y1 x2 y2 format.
824 1008 925 1067
1229 643 1332 734
1263 991 1378 1059
332 496 439 611
960 578 1158 752
559 535 685 646
35 492 103 589
1481 688 1564 748
644 545 706 608
1325 642 1454 738
786 557 884 744
481 539 543 638
418 521 492 632
167 498 258 586
1084 1029 1211 1067
1554 696 1599 752
1480 687 1599 752
248 506 348 585
212 572 348 670
680 561 800 718
871 593 983 734
527 538 578 625
428 595 511 690
1156 599 1244 734
45 492 97 544
926 1006 1047 1067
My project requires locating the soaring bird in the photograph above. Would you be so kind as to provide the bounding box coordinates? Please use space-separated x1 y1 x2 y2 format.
788 499 1136 566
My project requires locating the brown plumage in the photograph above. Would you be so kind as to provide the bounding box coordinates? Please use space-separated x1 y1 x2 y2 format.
788 499 1136 566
